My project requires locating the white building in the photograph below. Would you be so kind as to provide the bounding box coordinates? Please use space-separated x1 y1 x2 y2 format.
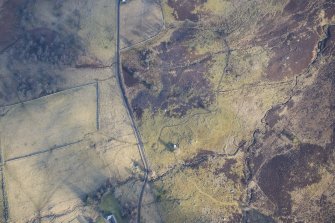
106 215 118 223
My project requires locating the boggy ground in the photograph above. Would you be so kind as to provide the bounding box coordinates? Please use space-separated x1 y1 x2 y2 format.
121 0 335 222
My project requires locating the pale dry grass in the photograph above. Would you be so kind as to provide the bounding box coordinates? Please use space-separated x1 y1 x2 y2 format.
31 0 117 65
1 84 97 160
1 73 159 222
5 141 106 222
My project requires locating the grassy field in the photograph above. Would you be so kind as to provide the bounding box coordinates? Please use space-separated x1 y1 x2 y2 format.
1 84 97 160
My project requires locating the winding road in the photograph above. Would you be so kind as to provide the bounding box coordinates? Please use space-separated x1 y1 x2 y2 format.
115 1 149 223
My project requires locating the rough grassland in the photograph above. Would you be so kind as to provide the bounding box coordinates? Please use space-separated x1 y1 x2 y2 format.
121 0 306 221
